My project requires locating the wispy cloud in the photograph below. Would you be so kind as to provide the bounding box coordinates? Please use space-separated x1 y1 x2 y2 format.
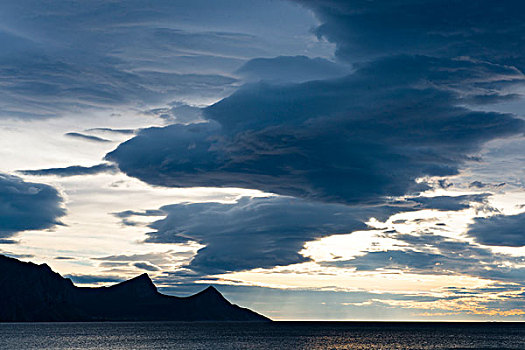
65 132 112 143
20 163 118 177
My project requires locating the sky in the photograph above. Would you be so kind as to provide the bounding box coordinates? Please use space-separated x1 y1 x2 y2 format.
1 0 525 321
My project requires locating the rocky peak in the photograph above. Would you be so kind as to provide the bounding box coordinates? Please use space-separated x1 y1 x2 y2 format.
108 273 158 298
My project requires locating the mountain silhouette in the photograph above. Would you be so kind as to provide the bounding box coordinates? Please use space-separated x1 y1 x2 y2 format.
0 255 270 322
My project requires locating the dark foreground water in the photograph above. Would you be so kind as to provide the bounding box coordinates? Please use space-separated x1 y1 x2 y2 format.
0 322 523 349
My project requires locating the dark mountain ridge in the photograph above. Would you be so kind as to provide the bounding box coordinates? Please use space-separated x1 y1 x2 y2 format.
0 254 270 322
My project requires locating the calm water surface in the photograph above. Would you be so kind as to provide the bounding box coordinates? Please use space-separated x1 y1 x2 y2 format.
0 322 523 349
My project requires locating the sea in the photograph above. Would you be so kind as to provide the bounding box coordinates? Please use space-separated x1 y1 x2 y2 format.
0 322 523 349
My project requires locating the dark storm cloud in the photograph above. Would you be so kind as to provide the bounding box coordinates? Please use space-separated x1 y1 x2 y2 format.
104 0 525 279
236 55 351 83
108 56 524 204
19 163 118 177
0 173 65 238
468 212 525 247
295 0 525 68
144 196 380 274
135 194 484 275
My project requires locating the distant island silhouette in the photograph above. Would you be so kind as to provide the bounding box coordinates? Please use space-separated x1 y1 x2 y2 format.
0 254 270 322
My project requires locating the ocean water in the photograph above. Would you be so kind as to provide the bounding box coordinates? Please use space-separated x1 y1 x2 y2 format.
0 322 523 349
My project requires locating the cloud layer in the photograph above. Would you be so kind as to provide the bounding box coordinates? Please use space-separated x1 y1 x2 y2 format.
108 56 524 204
104 0 525 282
114 194 486 275
326 232 525 284
140 196 371 274
0 0 326 118
468 212 525 247
236 55 350 83
0 173 65 238
19 163 118 177
296 0 525 68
